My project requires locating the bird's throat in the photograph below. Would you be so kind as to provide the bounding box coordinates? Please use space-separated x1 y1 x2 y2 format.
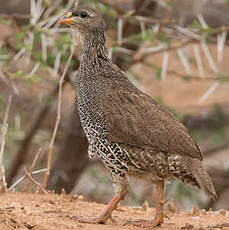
81 34 108 65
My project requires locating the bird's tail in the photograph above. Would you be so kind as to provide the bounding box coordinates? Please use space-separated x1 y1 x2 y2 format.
189 158 217 201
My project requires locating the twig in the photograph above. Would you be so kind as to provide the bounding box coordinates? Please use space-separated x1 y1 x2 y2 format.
197 14 208 29
144 62 229 82
217 31 227 63
24 148 42 192
7 75 69 186
133 25 229 65
117 17 124 46
41 34 48 62
134 16 174 25
198 82 219 104
0 166 7 193
43 46 75 188
193 44 205 78
24 168 48 194
201 39 218 73
0 13 31 19
54 52 62 77
8 168 48 191
0 95 12 182
161 51 169 79
0 123 8 193
0 124 8 175
99 0 126 14
133 39 198 63
1 95 12 134
177 48 192 75
0 68 19 95
207 222 229 228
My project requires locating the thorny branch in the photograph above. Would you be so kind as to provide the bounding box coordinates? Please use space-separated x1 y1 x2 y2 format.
0 95 12 192
0 13 31 19
144 62 229 82
42 46 75 188
24 148 42 192
24 168 48 195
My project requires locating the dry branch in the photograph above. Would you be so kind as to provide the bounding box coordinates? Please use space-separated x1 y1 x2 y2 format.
24 148 42 192
99 0 126 14
8 168 48 191
0 95 12 192
144 62 229 82
43 47 75 188
0 13 31 19
24 168 48 195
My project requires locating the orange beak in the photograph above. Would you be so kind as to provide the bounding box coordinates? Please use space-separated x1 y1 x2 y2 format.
58 18 75 25
58 12 76 25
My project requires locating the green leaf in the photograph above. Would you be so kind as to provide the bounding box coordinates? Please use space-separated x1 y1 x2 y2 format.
0 18 12 25
182 76 191 82
13 70 23 78
24 74 40 83
14 31 26 50
155 67 162 80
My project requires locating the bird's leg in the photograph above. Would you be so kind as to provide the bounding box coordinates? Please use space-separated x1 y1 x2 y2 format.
76 187 128 224
127 180 165 228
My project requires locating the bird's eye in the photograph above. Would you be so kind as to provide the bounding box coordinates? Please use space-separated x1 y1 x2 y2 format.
80 12 88 18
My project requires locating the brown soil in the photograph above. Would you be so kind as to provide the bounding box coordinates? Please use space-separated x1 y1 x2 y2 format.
0 193 228 230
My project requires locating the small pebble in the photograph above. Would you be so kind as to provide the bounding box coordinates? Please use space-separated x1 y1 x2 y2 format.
200 209 206 215
141 200 149 211
217 209 226 216
192 216 200 221
77 195 84 201
167 200 176 213
180 223 194 230
191 206 200 217
49 200 55 205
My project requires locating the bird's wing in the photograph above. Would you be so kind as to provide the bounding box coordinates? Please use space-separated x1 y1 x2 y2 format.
101 85 202 160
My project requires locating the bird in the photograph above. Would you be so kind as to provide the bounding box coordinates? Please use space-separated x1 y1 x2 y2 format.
58 6 217 228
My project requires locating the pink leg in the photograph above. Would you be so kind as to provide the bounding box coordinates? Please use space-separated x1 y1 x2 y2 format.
76 187 128 224
127 180 165 228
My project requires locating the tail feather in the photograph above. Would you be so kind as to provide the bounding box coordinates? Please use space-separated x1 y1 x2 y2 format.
189 158 217 200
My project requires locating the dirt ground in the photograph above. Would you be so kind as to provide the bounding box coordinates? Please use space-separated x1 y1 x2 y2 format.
0 192 228 230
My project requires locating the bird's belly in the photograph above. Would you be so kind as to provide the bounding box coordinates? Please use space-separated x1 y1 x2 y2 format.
125 145 198 186
120 145 169 177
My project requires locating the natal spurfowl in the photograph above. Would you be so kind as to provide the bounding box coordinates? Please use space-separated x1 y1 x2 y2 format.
58 6 216 228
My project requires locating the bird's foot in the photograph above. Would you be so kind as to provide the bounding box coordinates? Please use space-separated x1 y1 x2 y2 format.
72 188 127 225
125 215 163 228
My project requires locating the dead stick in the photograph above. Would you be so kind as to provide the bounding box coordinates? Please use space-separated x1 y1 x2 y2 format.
24 168 48 195
0 123 8 193
144 62 229 82
99 0 125 14
0 95 12 134
0 95 12 176
24 148 42 192
8 168 48 191
0 13 31 19
7 81 67 185
43 47 75 188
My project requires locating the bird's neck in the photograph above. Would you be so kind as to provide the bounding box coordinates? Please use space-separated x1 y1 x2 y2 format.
81 33 109 65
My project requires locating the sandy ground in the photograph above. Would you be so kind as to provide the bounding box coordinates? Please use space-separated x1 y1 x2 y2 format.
0 192 228 230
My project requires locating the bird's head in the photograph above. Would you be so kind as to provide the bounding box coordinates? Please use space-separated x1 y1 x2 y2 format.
58 7 105 41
